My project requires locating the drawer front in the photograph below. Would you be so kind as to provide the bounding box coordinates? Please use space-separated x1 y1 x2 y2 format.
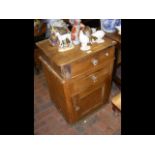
69 60 113 95
71 46 115 77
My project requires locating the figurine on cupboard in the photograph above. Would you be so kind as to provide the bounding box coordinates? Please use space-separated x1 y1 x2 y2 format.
70 19 85 45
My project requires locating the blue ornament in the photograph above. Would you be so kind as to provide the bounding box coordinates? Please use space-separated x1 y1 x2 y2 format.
101 19 121 33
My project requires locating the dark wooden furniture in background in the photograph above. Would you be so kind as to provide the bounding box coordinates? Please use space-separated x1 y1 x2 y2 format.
81 19 101 29
36 37 116 123
105 32 121 88
64 19 101 31
34 22 46 74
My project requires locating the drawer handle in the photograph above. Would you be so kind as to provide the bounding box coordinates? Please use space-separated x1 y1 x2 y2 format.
73 102 80 111
72 96 80 112
91 58 98 66
75 106 80 111
91 75 97 83
105 52 109 56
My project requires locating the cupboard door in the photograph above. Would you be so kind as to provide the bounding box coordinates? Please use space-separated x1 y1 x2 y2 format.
72 75 111 119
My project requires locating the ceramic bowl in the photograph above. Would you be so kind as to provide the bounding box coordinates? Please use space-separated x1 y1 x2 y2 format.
101 19 121 33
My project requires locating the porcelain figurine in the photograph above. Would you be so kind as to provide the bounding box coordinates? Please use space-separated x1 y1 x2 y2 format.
70 19 85 45
91 30 105 43
83 26 92 44
55 32 74 52
44 19 58 38
49 20 69 46
79 30 90 51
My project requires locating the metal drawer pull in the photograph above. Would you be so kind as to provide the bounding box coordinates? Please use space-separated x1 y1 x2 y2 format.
73 103 80 111
105 52 109 56
75 106 80 111
91 58 98 66
72 96 80 111
91 75 97 83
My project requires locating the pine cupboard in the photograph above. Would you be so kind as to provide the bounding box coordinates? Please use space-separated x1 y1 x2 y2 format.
36 37 116 123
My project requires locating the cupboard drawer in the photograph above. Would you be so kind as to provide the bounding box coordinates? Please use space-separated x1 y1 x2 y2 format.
70 46 114 77
70 62 113 95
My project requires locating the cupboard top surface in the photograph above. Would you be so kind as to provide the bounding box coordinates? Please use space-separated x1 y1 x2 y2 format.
105 32 121 43
36 37 116 67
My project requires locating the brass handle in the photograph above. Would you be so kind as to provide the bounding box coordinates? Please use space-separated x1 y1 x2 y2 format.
91 58 98 66
74 106 80 111
72 96 80 112
91 75 97 83
73 103 80 111
105 52 109 56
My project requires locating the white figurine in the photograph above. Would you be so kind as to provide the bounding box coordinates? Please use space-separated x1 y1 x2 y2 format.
79 30 90 51
55 32 71 46
92 30 105 43
55 32 74 52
